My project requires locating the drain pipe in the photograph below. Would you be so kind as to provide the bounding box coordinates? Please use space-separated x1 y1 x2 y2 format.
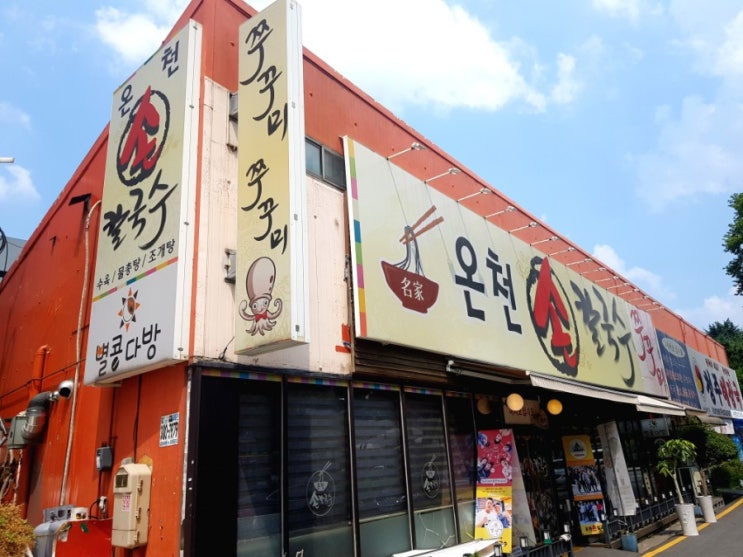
60 199 101 505
30 345 51 398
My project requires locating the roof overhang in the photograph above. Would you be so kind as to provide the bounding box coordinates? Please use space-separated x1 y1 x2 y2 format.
527 372 687 417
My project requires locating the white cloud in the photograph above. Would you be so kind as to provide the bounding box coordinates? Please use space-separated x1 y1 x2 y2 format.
585 244 740 333
94 1 188 65
593 0 665 21
676 288 743 330
550 53 583 105
294 0 547 113
713 9 743 77
591 0 642 21
231 0 592 114
591 243 671 300
0 101 31 130
632 95 743 210
0 166 40 203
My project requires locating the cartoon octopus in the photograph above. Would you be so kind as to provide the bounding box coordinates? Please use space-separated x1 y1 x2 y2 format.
238 257 283 336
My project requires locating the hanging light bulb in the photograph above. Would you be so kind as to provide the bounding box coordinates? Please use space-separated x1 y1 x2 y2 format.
505 393 525 412
547 398 563 415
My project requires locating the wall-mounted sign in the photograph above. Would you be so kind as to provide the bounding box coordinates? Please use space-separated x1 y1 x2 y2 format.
85 22 201 385
688 347 743 418
159 412 179 447
656 331 702 409
235 0 309 354
346 137 653 392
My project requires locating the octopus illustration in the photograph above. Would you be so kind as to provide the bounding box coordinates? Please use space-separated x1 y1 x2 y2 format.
238 256 283 336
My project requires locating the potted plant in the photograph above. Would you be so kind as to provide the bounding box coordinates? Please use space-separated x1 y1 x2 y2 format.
656 438 698 536
679 421 737 522
0 504 34 557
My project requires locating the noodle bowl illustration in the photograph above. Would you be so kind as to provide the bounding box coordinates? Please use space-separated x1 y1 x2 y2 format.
381 206 443 314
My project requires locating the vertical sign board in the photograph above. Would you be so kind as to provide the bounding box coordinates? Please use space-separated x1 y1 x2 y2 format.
656 331 702 410
235 0 309 354
85 22 202 385
627 305 670 399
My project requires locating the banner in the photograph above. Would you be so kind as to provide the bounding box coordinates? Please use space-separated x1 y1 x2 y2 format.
597 421 637 516
476 429 514 551
562 435 604 536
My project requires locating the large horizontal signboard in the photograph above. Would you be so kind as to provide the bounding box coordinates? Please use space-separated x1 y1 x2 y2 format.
85 22 201 385
345 137 669 393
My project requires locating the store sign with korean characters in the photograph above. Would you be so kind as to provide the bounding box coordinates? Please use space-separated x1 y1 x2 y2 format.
688 347 743 419
85 22 202 385
235 0 309 354
346 137 652 392
656 331 702 410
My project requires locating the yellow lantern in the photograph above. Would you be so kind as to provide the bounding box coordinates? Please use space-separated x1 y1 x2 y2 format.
505 393 525 412
546 398 563 415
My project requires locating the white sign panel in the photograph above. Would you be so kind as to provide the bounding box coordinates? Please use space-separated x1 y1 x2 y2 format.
85 22 201 384
159 412 180 447
688 347 743 418
235 0 309 354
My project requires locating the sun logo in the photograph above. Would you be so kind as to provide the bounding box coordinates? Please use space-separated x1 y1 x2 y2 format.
118 288 140 331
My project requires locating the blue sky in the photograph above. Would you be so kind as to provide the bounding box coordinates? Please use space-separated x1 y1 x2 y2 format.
2 0 743 332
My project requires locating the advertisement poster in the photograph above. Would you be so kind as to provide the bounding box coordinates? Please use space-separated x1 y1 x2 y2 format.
476 429 514 551
562 435 604 536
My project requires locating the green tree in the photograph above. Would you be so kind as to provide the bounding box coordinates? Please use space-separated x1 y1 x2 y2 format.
657 439 697 504
723 193 743 295
705 319 743 388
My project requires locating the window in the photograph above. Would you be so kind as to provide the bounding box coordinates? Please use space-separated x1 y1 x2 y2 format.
237 383 282 557
404 391 456 549
354 386 410 557
286 382 353 556
446 393 476 539
306 138 347 189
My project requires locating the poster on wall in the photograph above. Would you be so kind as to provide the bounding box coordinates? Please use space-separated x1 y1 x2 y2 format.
85 22 202 385
476 429 514 552
562 435 604 536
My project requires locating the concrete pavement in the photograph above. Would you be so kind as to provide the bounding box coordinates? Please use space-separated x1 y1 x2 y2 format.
569 496 743 557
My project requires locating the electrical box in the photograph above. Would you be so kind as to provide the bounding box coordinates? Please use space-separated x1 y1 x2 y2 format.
111 459 152 548
96 446 113 471
7 414 28 448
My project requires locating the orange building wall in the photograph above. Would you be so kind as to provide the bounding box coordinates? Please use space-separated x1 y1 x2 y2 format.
0 2 731 557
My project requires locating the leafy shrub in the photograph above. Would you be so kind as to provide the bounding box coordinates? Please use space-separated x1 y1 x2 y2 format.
710 460 743 490
0 504 34 557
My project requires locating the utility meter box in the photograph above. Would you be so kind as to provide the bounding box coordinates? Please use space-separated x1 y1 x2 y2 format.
112 460 152 548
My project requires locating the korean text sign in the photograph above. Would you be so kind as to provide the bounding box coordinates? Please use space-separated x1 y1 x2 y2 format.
85 22 201 385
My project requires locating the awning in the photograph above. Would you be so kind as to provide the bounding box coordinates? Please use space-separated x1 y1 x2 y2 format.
695 414 727 426
527 372 687 416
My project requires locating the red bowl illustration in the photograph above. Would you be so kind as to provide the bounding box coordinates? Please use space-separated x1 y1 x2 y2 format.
381 261 439 313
